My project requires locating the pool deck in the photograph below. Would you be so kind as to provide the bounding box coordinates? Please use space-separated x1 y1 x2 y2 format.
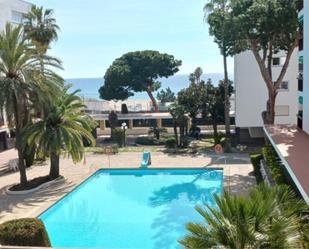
0 151 255 223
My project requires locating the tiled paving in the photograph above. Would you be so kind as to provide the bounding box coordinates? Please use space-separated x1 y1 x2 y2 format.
0 152 255 223
264 124 309 203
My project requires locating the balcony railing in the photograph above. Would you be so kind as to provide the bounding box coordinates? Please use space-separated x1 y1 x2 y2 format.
298 78 303 92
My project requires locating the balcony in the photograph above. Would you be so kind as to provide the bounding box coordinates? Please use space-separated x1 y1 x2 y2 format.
299 0 304 11
297 111 303 129
298 73 303 92
299 38 304 51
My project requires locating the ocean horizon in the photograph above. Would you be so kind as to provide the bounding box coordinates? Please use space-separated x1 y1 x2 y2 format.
66 73 232 100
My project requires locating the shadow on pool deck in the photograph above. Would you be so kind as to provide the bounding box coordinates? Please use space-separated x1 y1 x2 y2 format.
0 179 75 221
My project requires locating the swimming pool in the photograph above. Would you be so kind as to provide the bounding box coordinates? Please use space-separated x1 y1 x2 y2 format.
39 168 223 249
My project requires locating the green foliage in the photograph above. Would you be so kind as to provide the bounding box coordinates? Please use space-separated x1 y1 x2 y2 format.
169 103 188 147
99 50 181 101
189 67 203 84
250 152 263 184
180 184 309 249
0 218 51 247
112 128 126 147
0 23 63 186
135 137 157 146
262 144 287 184
178 80 203 120
156 87 176 103
163 137 177 148
24 86 96 179
24 5 59 49
231 0 299 53
148 127 167 140
204 0 238 57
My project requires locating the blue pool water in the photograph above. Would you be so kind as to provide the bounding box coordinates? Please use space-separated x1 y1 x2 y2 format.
39 169 223 249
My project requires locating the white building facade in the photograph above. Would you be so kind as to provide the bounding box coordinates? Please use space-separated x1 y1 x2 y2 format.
299 0 309 134
0 0 31 151
0 0 31 30
235 50 299 141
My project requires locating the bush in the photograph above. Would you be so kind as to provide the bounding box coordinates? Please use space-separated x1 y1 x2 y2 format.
0 218 51 247
262 145 287 184
164 137 177 148
250 152 263 184
136 137 156 145
112 128 125 147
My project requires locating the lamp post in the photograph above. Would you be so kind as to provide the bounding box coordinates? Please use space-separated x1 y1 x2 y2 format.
121 122 127 147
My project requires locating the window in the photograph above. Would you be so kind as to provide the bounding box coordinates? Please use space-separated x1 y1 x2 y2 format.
11 11 24 24
273 81 289 90
273 58 280 66
272 57 286 66
275 105 289 116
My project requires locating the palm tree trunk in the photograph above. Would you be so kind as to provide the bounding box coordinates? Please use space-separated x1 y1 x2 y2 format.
223 54 231 152
173 122 179 147
49 151 60 180
213 121 220 145
15 129 27 186
13 95 27 187
146 87 159 112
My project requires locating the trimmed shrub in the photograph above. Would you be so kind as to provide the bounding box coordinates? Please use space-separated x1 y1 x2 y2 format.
262 145 287 184
136 137 156 146
0 218 51 247
164 137 177 148
112 128 125 147
250 152 263 184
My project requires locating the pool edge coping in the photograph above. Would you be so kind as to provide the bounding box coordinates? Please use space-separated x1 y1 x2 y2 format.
36 167 224 219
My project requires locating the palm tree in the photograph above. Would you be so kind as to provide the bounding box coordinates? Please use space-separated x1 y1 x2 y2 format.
169 103 188 147
23 6 59 52
204 0 235 152
0 23 62 187
25 87 96 179
180 184 309 249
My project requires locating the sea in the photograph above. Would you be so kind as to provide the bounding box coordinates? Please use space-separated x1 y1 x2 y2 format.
65 73 230 100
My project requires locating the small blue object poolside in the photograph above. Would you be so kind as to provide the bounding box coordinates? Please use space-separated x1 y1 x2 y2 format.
141 151 151 168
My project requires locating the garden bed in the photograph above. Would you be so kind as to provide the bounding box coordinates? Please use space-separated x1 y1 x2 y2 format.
6 175 64 194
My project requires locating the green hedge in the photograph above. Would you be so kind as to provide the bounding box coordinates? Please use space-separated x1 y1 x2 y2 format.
112 128 125 147
0 218 51 247
262 145 287 185
163 137 177 148
136 137 156 145
250 152 263 184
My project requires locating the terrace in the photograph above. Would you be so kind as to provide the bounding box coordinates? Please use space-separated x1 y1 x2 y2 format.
264 124 309 203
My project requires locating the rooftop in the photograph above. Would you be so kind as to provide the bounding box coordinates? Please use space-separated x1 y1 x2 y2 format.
264 124 309 203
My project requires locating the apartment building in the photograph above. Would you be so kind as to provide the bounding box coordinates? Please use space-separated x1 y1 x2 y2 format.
235 50 298 142
0 0 32 151
298 0 309 134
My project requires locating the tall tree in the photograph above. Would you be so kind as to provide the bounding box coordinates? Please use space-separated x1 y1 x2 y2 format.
169 103 188 147
205 0 236 151
230 0 299 124
178 77 203 133
25 87 95 180
0 24 61 186
99 51 181 112
189 67 203 84
180 184 309 249
23 6 59 53
200 79 233 145
157 87 176 104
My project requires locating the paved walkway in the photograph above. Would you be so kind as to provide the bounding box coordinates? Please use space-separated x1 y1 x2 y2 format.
0 152 255 223
0 149 17 175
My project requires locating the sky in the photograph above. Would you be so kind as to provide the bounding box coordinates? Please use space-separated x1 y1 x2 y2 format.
30 0 234 79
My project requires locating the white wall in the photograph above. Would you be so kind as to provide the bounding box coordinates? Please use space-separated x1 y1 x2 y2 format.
303 1 309 134
0 0 31 30
235 50 298 128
